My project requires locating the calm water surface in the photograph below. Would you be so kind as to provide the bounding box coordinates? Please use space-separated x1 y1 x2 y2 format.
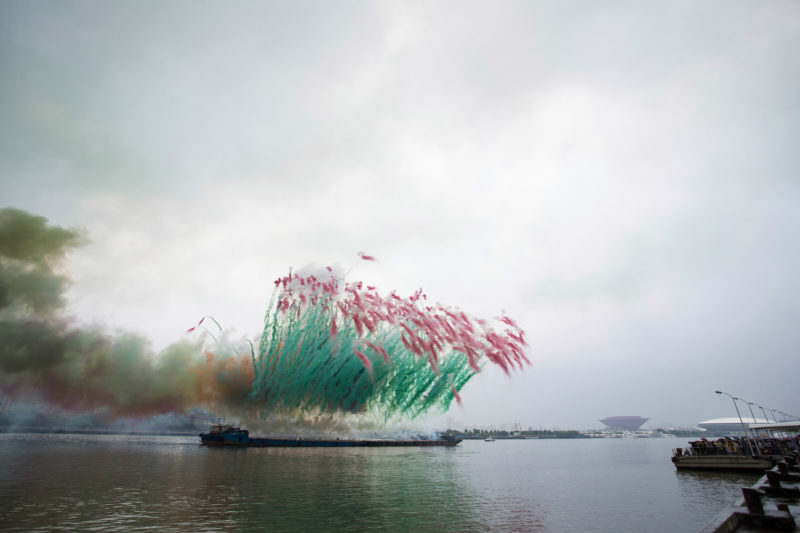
0 434 758 532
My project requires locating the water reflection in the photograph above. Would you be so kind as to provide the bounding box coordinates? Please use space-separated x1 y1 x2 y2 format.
0 434 486 532
674 469 759 520
0 434 753 532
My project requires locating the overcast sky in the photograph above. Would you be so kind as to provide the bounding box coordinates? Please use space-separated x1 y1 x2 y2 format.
2 1 799 429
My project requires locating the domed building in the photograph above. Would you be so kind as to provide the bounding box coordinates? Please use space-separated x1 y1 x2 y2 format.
598 416 650 431
697 417 768 434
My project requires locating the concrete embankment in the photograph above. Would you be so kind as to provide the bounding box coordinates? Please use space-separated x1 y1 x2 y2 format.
700 454 800 532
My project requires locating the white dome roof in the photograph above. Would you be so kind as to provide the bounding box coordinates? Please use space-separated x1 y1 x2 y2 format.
698 417 769 425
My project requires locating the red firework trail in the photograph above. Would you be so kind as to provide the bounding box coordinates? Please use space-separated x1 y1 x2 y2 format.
268 267 529 377
186 316 205 333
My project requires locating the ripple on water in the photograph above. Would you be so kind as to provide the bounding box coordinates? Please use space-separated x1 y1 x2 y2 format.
0 434 749 532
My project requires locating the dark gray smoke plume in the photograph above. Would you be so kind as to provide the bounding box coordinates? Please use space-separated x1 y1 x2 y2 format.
0 208 86 317
0 208 86 372
0 208 252 419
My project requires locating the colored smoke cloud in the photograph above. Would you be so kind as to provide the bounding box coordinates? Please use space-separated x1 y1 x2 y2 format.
0 208 529 428
0 207 252 418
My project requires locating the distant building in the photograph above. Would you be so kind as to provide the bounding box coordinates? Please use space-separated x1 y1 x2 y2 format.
599 416 650 430
697 417 768 434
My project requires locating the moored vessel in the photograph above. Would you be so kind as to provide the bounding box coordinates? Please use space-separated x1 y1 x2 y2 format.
671 452 776 472
200 424 462 447
671 431 797 472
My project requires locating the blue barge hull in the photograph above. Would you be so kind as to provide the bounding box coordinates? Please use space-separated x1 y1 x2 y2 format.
200 424 462 447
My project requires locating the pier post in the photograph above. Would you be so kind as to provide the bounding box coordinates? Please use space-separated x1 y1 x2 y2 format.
741 488 765 514
766 471 782 488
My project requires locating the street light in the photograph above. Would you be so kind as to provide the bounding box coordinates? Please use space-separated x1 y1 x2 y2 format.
715 390 756 455
743 400 765 453
744 401 759 424
756 405 773 424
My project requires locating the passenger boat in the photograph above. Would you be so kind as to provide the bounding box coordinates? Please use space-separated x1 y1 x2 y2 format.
671 452 775 472
200 424 462 447
671 429 799 472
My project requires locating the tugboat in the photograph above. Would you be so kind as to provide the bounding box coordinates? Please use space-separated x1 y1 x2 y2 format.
199 423 244 445
200 424 462 448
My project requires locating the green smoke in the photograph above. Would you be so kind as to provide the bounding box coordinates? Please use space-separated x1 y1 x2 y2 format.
0 207 249 417
0 207 87 318
0 208 87 371
252 289 476 421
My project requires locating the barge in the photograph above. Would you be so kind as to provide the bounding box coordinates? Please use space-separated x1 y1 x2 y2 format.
671 432 792 472
200 424 462 447
672 453 776 472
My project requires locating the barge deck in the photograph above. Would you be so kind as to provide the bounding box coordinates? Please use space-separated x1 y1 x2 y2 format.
200 424 462 448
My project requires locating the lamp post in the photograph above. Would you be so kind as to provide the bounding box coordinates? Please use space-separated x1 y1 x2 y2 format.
756 405 772 424
744 401 765 452
715 390 756 455
744 401 759 425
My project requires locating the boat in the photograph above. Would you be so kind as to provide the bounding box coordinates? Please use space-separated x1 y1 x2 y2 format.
199 424 462 447
671 434 789 471
484 436 495 442
671 452 776 472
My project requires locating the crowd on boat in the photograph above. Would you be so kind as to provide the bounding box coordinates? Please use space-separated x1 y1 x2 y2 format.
674 435 800 457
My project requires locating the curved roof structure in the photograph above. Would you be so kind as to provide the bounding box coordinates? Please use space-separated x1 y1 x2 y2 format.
598 416 649 430
697 417 769 434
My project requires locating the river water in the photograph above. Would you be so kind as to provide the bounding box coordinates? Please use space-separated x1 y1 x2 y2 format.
0 434 758 532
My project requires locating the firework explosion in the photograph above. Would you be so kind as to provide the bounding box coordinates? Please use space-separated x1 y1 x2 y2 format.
0 208 529 427
240 261 529 421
